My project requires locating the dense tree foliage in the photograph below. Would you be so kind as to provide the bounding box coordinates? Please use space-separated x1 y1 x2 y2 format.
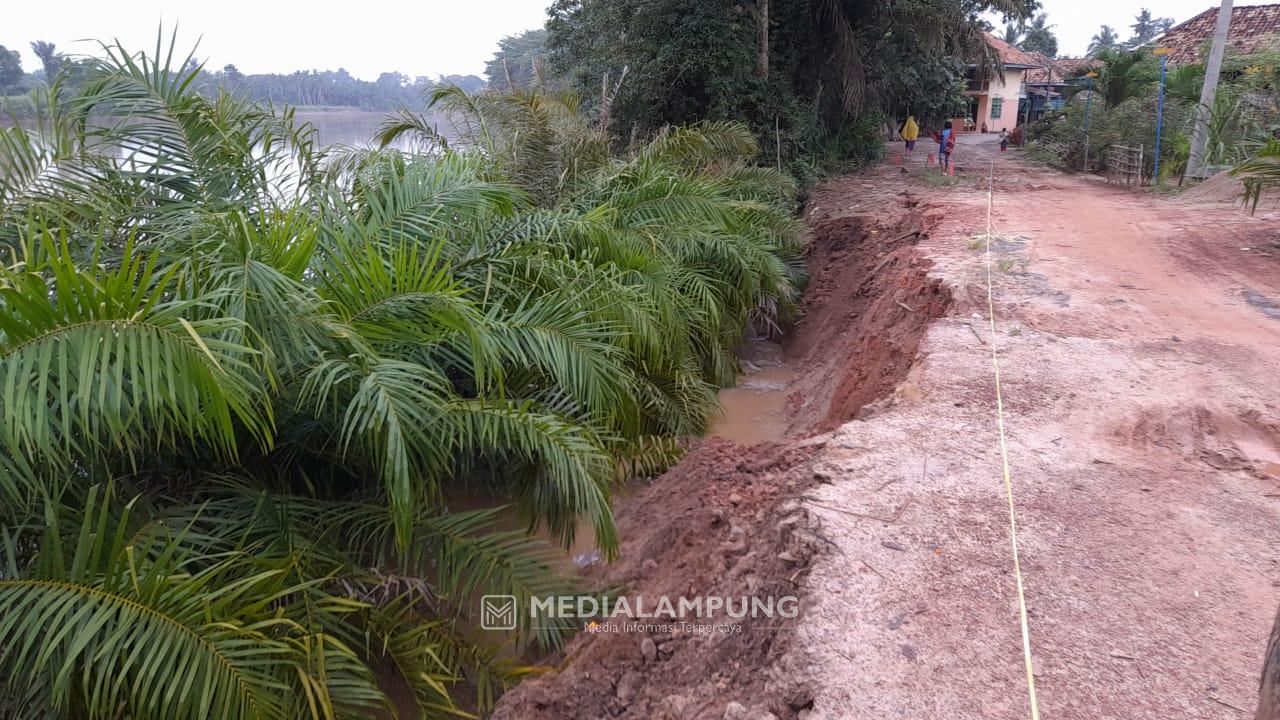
0 35 802 718
1003 12 1057 58
1019 13 1058 58
485 28 553 90
544 0 1035 182
0 46 22 93
1030 46 1280 181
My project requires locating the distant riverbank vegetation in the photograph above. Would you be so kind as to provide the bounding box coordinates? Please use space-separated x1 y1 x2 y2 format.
0 31 803 718
0 39 485 114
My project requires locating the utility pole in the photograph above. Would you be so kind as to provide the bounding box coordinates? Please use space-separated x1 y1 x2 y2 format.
1153 48 1171 185
1082 72 1097 172
1186 0 1234 180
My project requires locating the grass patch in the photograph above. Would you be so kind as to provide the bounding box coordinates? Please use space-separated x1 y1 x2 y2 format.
918 172 963 188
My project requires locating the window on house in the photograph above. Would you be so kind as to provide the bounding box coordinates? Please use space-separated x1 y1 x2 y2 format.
991 97 1003 119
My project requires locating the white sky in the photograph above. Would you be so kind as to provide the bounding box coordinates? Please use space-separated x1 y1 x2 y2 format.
1 1 551 81
2 0 1277 81
1012 0 1276 57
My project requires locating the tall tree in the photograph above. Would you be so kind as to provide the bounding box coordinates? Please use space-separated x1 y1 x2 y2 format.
1088 25 1121 56
29 40 62 80
1130 9 1159 44
0 46 22 93
757 0 770 78
1128 8 1175 47
1019 13 1058 58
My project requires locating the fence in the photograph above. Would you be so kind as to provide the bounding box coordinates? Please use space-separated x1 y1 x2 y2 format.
1106 145 1145 186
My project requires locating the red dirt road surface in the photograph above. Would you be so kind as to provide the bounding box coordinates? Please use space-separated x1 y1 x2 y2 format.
493 139 1280 719
785 141 1280 719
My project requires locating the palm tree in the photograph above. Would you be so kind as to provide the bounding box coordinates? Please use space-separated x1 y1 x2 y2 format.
1019 13 1058 58
1093 48 1148 107
1128 8 1174 47
0 32 804 718
1130 9 1159 45
1003 22 1023 45
1231 138 1280 210
1088 25 1122 56
29 40 62 80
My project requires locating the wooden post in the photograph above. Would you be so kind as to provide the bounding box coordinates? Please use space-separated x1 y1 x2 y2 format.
775 116 782 171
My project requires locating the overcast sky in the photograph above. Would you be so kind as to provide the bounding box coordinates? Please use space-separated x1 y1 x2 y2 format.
1031 0 1274 57
1 0 1275 81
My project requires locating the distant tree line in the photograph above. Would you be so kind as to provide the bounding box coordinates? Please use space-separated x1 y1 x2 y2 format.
0 40 486 112
198 65 485 110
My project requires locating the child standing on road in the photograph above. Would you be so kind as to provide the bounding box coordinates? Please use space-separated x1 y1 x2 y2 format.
1000 128 1009 152
938 121 954 171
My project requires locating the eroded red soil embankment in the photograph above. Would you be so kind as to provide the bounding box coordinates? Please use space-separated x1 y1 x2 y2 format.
490 195 951 720
786 198 951 431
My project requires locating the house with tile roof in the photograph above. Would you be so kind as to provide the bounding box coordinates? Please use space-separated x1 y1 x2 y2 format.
957 34 1040 133
1154 3 1280 65
1023 57 1100 122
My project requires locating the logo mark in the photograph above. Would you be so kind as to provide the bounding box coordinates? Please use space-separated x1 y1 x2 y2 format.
480 595 517 630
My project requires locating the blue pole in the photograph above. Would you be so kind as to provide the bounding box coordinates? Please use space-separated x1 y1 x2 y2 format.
1153 54 1168 185
1083 76 1094 171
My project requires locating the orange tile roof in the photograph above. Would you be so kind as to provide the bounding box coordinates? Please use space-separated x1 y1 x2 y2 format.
1026 57 1100 85
983 32 1042 68
1156 3 1280 64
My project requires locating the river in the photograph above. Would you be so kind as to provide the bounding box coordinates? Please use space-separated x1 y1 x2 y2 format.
293 109 447 151
2 108 446 153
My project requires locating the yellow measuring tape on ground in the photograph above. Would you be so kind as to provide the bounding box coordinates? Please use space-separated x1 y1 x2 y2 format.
982 159 1042 720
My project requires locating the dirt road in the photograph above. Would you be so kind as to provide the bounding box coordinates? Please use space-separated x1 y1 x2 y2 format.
493 140 1280 719
782 140 1280 719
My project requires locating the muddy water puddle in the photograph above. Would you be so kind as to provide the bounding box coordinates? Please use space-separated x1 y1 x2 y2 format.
711 340 797 445
443 343 796 573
